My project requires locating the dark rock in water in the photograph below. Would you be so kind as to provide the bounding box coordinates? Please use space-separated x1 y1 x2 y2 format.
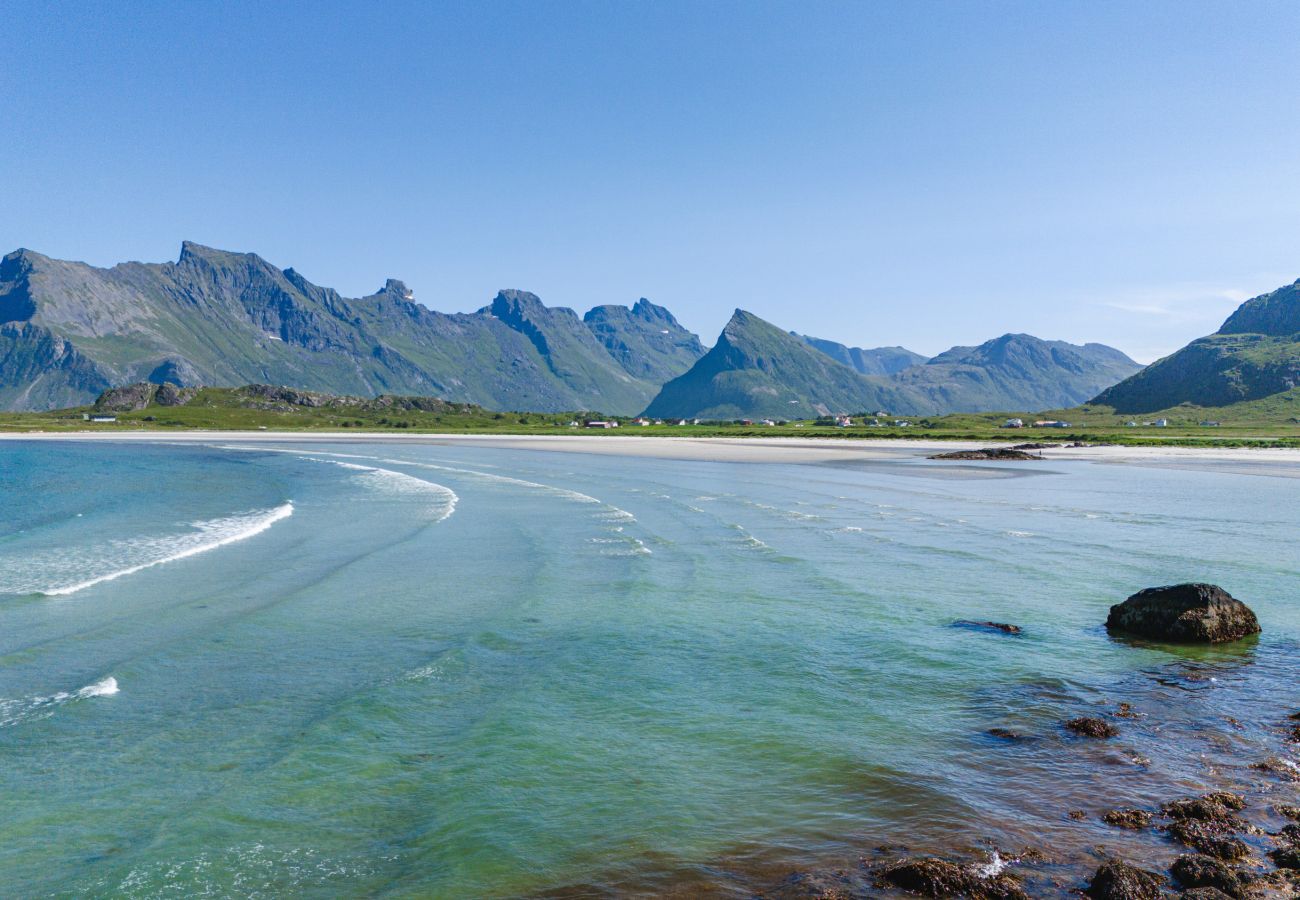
1270 843 1300 870
1250 757 1300 781
1008 442 1058 450
1068 809 1088 820
1105 583 1260 644
929 448 1040 461
1102 808 1153 829
1162 795 1246 828
1170 854 1245 898
954 620 1023 635
1166 820 1249 861
1178 888 1234 899
982 728 1024 743
1115 702 1140 719
1084 860 1165 899
1276 804 1300 822
1066 716 1119 738
874 857 1026 899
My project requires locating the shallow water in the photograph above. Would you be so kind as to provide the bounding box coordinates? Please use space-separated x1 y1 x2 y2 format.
0 440 1297 896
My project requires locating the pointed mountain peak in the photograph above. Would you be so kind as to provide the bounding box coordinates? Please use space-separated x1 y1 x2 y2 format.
382 278 413 299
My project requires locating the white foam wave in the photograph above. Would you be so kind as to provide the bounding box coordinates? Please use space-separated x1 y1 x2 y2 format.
26 503 294 597
1005 530 1034 538
0 676 119 728
311 459 458 521
975 852 1007 879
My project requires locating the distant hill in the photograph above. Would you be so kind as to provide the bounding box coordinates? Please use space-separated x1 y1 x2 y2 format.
643 310 916 419
796 335 927 376
892 333 1142 413
0 243 702 413
1093 278 1300 414
644 311 1141 419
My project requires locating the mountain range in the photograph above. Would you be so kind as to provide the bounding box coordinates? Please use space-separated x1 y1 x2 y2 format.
646 310 1142 419
3 240 1237 419
0 243 702 413
1093 279 1300 414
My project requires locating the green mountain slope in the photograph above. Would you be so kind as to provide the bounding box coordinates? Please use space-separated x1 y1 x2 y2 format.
1093 278 1300 414
583 299 705 383
797 335 927 375
646 313 1141 419
891 334 1142 413
0 243 682 413
643 310 919 419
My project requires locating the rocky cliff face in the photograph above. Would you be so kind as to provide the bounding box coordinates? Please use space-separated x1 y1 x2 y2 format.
0 243 702 413
797 335 928 376
584 299 706 383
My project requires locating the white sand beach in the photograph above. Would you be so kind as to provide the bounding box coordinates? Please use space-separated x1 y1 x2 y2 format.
3 430 1299 472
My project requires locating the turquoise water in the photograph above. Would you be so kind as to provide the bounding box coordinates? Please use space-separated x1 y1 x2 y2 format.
1 440 1297 896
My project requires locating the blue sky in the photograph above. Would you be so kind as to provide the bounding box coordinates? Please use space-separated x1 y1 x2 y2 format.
3 0 1297 361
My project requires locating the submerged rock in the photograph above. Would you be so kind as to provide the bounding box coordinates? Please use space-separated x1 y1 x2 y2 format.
1105 584 1260 644
1269 844 1300 870
1084 860 1165 899
1102 808 1153 830
764 869 860 898
1170 854 1245 898
1178 889 1234 899
1066 716 1119 738
987 727 1027 741
954 620 1023 635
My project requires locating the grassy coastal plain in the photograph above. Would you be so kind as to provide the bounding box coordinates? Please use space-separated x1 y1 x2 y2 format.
2 385 1299 448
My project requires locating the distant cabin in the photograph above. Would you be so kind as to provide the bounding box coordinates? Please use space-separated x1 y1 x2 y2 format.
584 420 619 429
85 413 117 423
1001 418 1024 429
1154 418 1169 427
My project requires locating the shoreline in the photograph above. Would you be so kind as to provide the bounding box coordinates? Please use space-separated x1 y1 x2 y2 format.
3 430 1300 470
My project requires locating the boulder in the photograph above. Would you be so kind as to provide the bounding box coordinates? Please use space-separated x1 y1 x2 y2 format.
1105 584 1260 643
1102 808 1153 830
874 857 1026 899
1066 716 1119 738
1170 854 1245 898
1084 860 1165 899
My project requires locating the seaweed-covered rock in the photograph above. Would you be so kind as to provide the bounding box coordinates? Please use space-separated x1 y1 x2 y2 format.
1166 820 1249 861
1270 843 1300 870
1103 808 1153 829
1084 860 1165 899
1170 854 1244 898
929 448 1041 461
1105 584 1260 643
1066 716 1120 738
1177 888 1234 899
874 857 1026 899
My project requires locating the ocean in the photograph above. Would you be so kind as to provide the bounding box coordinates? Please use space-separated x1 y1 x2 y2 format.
1 439 1296 896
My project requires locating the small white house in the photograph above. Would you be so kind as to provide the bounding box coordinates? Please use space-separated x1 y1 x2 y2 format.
88 414 117 423
1002 418 1024 429
1153 418 1169 427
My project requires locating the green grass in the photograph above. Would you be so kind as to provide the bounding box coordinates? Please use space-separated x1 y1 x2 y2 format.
3 385 1299 448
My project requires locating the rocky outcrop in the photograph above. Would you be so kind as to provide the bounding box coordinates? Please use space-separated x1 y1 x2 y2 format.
874 857 1026 899
1066 716 1119 738
1106 584 1261 644
1084 861 1165 899
1171 854 1246 897
930 448 1040 460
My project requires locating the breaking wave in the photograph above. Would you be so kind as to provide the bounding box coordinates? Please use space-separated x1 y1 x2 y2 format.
310 460 457 521
11 504 295 597
0 676 119 728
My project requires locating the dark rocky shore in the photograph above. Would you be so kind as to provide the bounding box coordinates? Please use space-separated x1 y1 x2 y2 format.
535 585 1299 899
